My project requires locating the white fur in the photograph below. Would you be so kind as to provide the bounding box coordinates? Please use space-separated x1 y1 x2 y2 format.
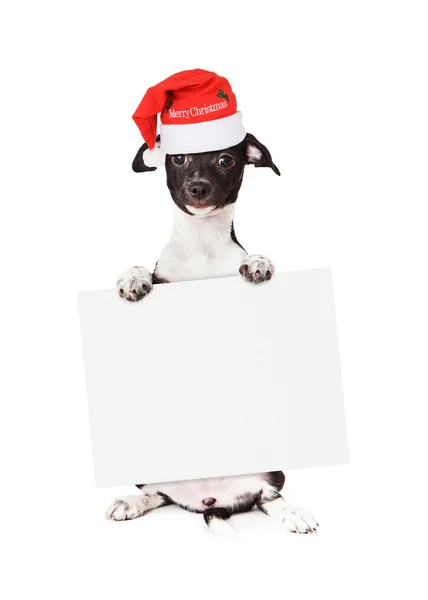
154 204 247 283
207 517 237 538
185 205 216 216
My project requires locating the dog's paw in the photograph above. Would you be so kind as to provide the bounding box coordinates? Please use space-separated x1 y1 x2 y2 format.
106 496 147 521
239 255 275 284
280 507 319 534
117 266 152 302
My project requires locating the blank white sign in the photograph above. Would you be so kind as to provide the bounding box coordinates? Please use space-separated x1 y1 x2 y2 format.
78 269 348 487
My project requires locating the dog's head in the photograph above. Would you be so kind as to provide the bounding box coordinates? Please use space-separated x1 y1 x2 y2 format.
132 134 280 217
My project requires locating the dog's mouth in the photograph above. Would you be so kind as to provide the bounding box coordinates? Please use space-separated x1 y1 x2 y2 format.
185 204 217 216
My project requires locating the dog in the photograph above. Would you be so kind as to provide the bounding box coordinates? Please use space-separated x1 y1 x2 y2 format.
106 133 318 536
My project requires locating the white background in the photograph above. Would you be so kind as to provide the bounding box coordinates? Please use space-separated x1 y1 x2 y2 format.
1 1 427 598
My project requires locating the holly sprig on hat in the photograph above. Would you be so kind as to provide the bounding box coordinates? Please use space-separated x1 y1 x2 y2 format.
165 98 174 112
217 89 230 102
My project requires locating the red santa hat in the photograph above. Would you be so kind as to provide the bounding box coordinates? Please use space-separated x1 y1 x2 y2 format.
132 69 246 167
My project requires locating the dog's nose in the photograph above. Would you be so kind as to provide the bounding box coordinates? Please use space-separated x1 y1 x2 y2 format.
190 181 211 201
202 497 216 507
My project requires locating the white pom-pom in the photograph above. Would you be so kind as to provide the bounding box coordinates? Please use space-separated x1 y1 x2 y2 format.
143 147 166 168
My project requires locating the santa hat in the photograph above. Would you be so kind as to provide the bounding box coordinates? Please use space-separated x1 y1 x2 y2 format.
132 69 246 167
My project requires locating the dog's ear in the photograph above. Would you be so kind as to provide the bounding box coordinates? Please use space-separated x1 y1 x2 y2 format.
244 133 281 176
132 134 164 173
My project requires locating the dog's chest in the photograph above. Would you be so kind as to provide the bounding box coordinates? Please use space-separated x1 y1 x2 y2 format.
155 214 246 282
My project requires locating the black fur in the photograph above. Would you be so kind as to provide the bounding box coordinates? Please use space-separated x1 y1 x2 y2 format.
132 134 161 173
152 272 169 284
164 145 245 216
262 470 286 492
244 133 281 175
231 492 262 514
231 222 246 252
135 485 173 507
156 491 173 506
203 507 232 524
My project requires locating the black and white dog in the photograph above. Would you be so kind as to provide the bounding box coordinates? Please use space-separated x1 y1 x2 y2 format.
106 134 318 536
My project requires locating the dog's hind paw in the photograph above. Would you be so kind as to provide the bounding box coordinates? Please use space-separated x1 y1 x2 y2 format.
239 255 275 284
117 266 153 302
280 507 319 534
259 497 318 534
106 496 147 521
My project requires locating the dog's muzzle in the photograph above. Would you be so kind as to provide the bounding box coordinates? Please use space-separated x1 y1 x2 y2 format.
187 180 212 206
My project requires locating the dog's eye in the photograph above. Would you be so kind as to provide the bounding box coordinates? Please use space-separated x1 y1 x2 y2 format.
218 154 234 168
172 154 186 165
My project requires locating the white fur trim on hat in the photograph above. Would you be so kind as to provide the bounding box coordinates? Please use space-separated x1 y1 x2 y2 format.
142 146 166 168
160 111 246 155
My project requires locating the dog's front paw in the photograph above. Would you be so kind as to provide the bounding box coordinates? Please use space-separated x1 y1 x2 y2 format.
117 266 153 302
106 496 147 521
239 255 275 284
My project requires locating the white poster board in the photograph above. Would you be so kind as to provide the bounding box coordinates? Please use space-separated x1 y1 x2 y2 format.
78 269 348 487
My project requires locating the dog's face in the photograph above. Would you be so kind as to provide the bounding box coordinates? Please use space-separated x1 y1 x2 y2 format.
132 133 280 217
165 144 247 217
